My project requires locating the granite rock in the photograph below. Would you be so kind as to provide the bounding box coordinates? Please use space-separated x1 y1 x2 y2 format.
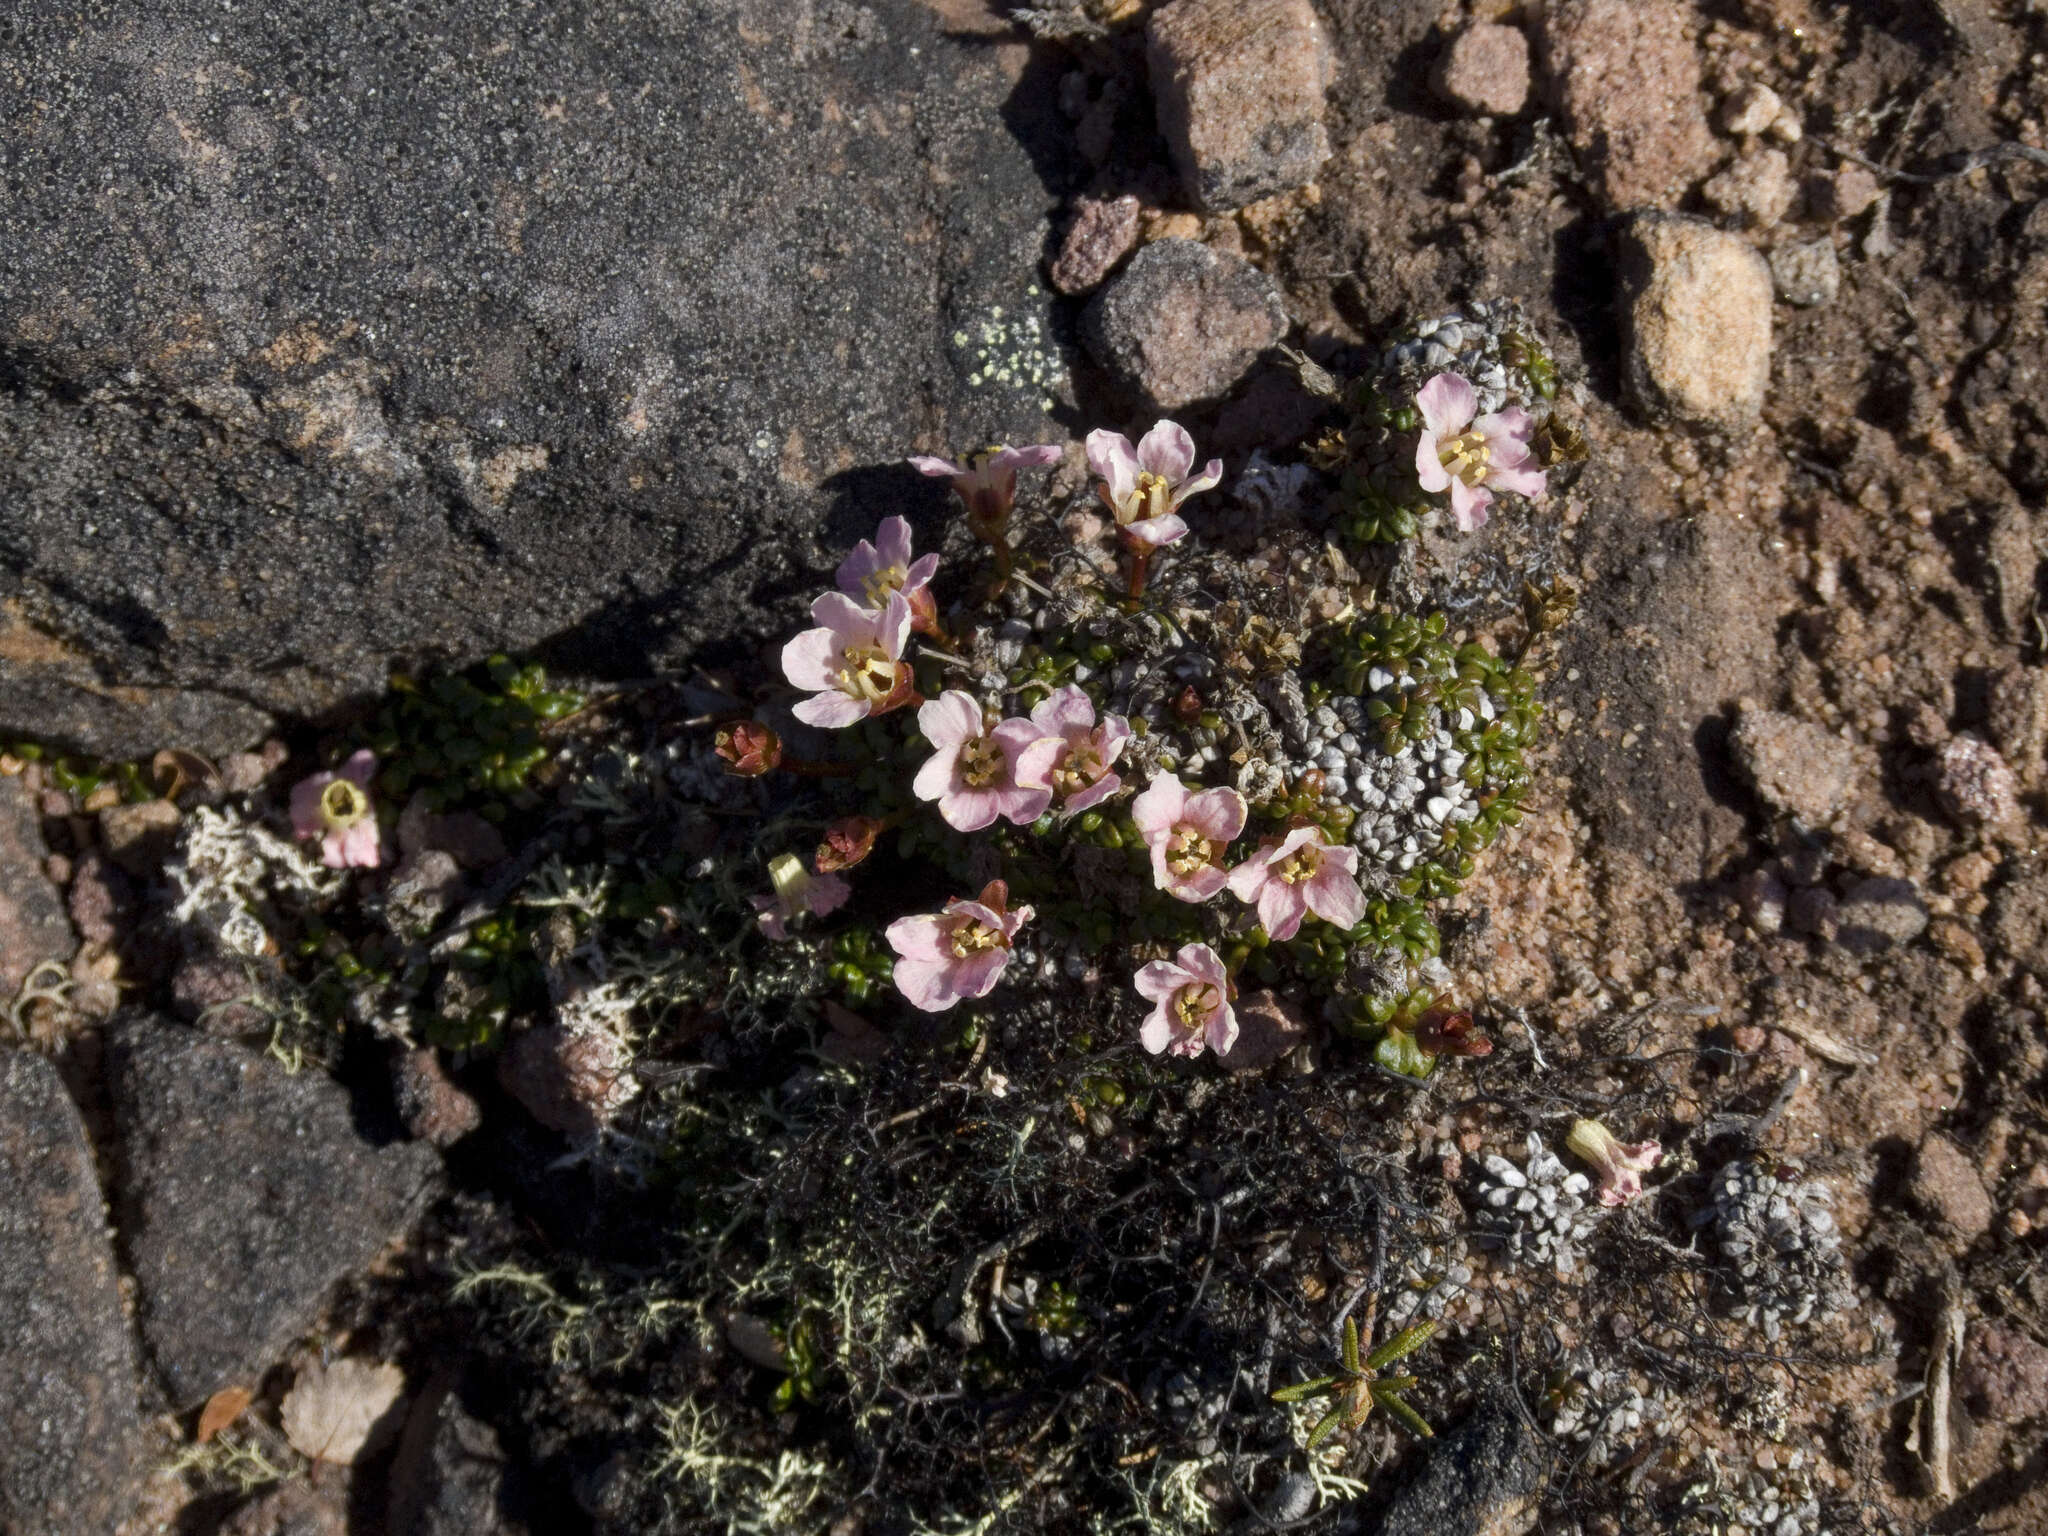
1618 214 1774 428
1083 239 1290 411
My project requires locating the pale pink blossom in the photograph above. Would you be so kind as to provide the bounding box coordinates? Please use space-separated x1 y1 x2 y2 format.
909 444 1062 539
1085 421 1222 548
1225 824 1366 941
751 853 852 941
912 690 1051 832
1412 372 1547 533
1130 773 1247 902
1135 943 1238 1059
1566 1118 1664 1208
289 749 383 869
837 515 941 633
1013 685 1131 814
887 880 1034 1012
780 591 915 728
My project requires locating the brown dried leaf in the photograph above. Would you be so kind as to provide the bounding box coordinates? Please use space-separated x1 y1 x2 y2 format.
152 748 222 802
196 1385 253 1444
280 1358 406 1465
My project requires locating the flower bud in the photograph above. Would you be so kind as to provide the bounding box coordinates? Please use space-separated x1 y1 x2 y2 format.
816 816 882 872
1565 1117 1663 1208
715 721 781 776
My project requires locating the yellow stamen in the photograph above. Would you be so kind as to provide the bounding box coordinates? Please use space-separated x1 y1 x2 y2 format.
958 736 1005 787
1174 983 1220 1031
1276 845 1321 885
1437 428 1492 487
319 778 369 831
946 919 1004 959
838 643 898 703
1129 470 1173 524
1049 741 1105 798
860 562 908 608
1166 825 1217 876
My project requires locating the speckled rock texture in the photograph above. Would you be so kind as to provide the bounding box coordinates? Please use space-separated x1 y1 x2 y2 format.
0 1049 145 1536
1727 704 1864 826
0 0 1069 757
1147 0 1332 211
1375 1379 1551 1536
0 777 74 995
105 1016 440 1406
388 1379 534 1536
1536 0 1714 209
1617 213 1774 428
1083 238 1290 410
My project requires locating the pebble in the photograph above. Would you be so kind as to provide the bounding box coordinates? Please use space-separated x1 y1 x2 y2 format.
1906 1134 1994 1247
1618 213 1774 427
1432 22 1532 117
1536 0 1716 208
1728 705 1863 826
97 798 182 879
1146 0 1332 211
1719 82 1783 138
0 776 75 996
1935 732 2020 826
1702 147 1796 227
1048 193 1141 297
1769 238 1840 308
1833 876 1928 955
1083 238 1290 410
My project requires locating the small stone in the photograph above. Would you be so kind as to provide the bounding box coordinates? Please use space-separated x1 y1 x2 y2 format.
1833 876 1928 955
1147 0 1332 212
1985 665 2047 773
1907 1134 1994 1245
218 752 275 796
217 1479 349 1536
1991 866 2048 974
1736 866 1788 934
1433 23 1532 118
1217 989 1312 1072
1375 1381 1551 1536
106 1017 440 1406
1536 0 1716 209
1936 732 2021 826
1701 148 1796 227
1618 213 1774 428
169 946 283 1036
1812 165 1882 222
1718 82 1782 137
498 1024 637 1139
1083 238 1290 410
0 1050 147 1534
1728 706 1864 826
1048 194 1142 297
387 1382 533 1536
1769 238 1840 307
393 1049 482 1148
0 777 76 996
1957 1322 2048 1422
384 850 467 939
65 850 136 948
97 798 182 879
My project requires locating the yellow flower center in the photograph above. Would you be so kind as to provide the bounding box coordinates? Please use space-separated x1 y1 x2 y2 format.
838 643 898 703
1048 740 1105 798
1166 825 1218 876
1130 470 1173 524
1276 844 1321 885
1436 428 1492 487
947 918 1004 959
860 563 908 609
958 736 1005 787
319 778 369 831
1173 983 1220 1032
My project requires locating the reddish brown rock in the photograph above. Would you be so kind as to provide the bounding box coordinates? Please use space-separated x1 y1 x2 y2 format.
1082 238 1289 411
1536 0 1715 209
1936 733 2021 827
393 1049 482 1148
1218 989 1312 1072
1433 23 1532 118
1958 1322 2048 1422
1147 0 1332 212
1048 194 1142 297
1907 1135 1994 1247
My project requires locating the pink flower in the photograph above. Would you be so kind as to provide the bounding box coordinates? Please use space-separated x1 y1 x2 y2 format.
289 750 383 869
1413 372 1547 533
1130 773 1247 902
837 515 941 634
911 690 1052 832
1013 685 1132 814
1135 943 1238 1058
1225 824 1366 942
780 591 916 728
1565 1118 1664 1208
887 880 1034 1012
910 444 1062 540
751 853 852 941
1085 421 1222 548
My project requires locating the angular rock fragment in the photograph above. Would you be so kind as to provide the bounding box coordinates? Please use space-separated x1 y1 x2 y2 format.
1727 705 1863 826
1084 239 1289 411
1537 0 1715 209
1433 23 1532 118
1048 194 1142 297
1376 1380 1551 1536
0 777 74 995
1147 0 1332 211
1618 214 1774 428
106 1017 440 1405
0 1050 145 1536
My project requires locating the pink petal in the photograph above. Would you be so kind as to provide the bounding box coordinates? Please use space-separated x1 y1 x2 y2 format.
1133 958 1192 1005
1131 773 1187 836
875 592 913 659
904 552 942 591
875 515 913 568
908 455 965 478
289 773 332 839
1085 428 1140 508
1166 457 1224 510
1205 1003 1240 1057
1123 513 1187 547
951 948 1010 1001
1181 787 1247 842
991 716 1053 763
1476 408 1532 453
1415 373 1476 438
835 541 882 600
936 785 1004 833
809 872 852 918
1164 862 1228 903
997 443 1063 471
886 913 953 963
1258 882 1307 942
1060 773 1119 813
1226 850 1272 903
1177 943 1227 988
809 589 876 637
1095 715 1132 765
999 900 1034 940
893 957 959 1011
339 750 378 788
918 690 984 751
754 897 791 942
781 626 842 693
1012 735 1065 793
1135 420 1196 482
1448 479 1492 533
912 743 962 805
1140 1004 1177 1055
792 691 870 728
1030 684 1096 736
1306 867 1366 932
1484 463 1548 500
1414 430 1452 493
1000 783 1054 825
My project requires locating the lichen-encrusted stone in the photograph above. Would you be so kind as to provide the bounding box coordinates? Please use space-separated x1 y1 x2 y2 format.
1433 23 1532 117
0 1049 146 1535
1618 213 1774 427
1146 0 1332 212
0 777 74 996
1727 705 1862 826
1083 238 1289 410
1536 0 1715 209
106 1016 440 1406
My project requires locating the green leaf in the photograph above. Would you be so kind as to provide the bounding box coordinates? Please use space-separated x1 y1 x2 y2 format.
1305 1406 1347 1449
1341 1316 1362 1375
1371 1384 1434 1440
1271 1374 1339 1403
1364 1319 1437 1373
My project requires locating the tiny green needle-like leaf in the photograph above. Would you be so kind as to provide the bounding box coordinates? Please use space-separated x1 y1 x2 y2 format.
1271 1374 1340 1403
1341 1316 1363 1374
1365 1318 1437 1373
1306 1406 1347 1449
1371 1384 1434 1440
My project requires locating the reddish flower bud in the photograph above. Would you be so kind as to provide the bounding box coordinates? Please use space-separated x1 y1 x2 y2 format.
816 816 882 872
715 721 782 776
1415 1005 1491 1059
1172 685 1205 724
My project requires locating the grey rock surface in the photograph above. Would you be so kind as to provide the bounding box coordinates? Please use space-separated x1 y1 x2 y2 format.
0 777 74 995
0 0 1070 758
1834 875 1928 954
1373 1379 1550 1536
105 1016 440 1406
1083 239 1289 410
388 1380 531 1536
0 1049 146 1536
